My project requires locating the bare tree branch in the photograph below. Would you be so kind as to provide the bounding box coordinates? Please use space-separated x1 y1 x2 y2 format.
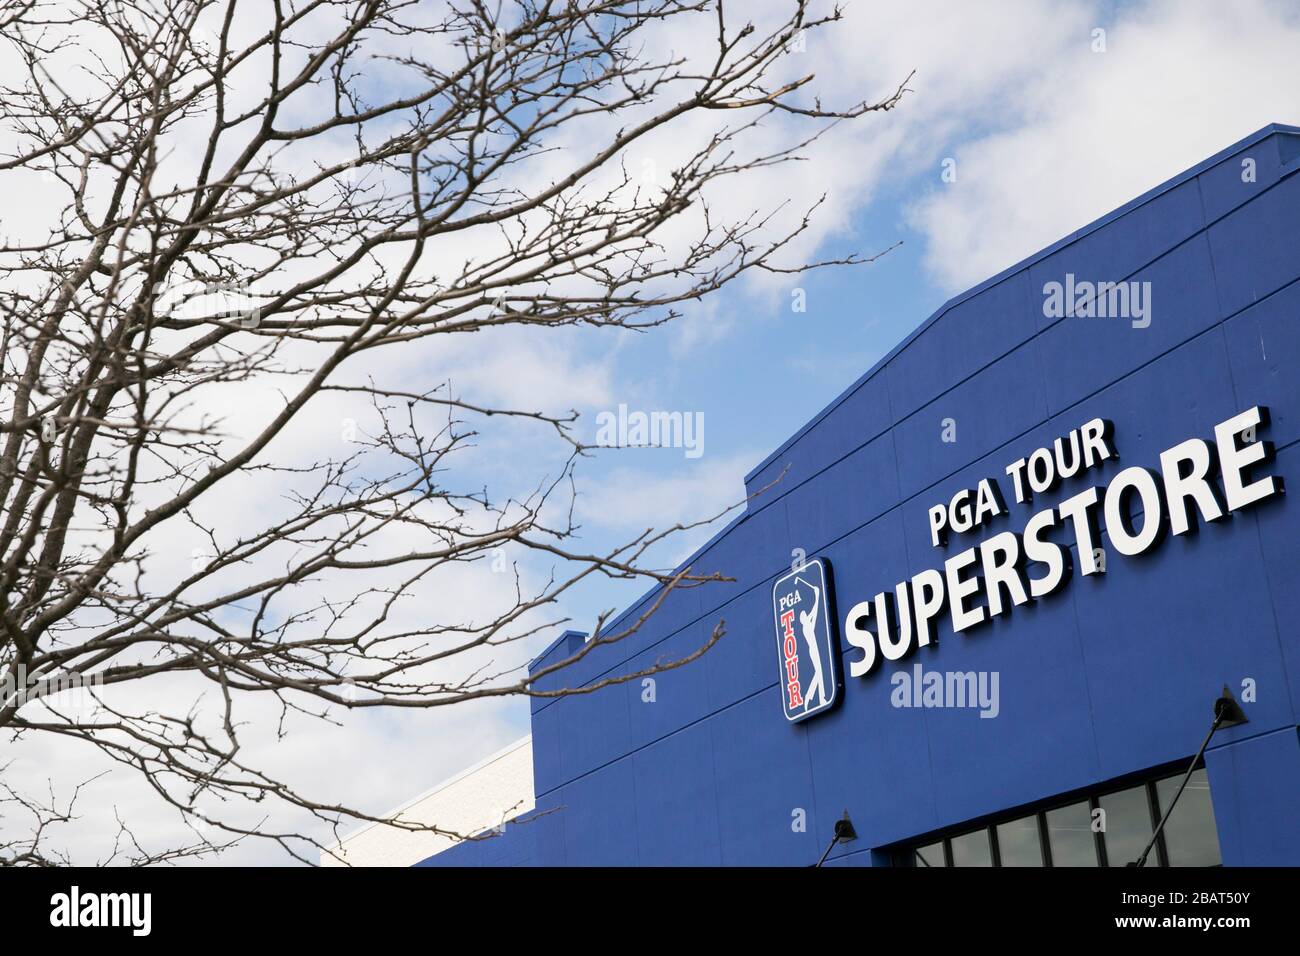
0 0 905 864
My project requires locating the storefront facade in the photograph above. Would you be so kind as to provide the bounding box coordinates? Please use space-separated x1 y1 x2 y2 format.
420 123 1300 867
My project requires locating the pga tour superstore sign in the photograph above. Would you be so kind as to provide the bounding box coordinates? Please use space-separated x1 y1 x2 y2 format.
772 406 1284 722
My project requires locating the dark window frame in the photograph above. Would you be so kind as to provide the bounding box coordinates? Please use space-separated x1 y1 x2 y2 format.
898 764 1218 868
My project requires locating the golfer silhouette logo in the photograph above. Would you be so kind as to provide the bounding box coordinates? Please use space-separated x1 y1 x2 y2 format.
795 576 828 711
772 558 841 723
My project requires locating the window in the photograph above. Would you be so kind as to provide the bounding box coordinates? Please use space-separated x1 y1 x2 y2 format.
1045 800 1097 867
949 829 993 867
913 841 945 868
995 815 1043 867
1099 784 1154 865
902 766 1221 867
1157 769 1221 866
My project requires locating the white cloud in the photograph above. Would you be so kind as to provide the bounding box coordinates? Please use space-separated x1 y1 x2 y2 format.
575 453 748 535
904 0 1300 291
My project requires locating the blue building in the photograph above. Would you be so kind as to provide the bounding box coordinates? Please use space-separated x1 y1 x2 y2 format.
422 123 1300 868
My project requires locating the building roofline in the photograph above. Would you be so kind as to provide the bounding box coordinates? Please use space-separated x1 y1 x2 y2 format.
321 733 532 854
743 121 1300 484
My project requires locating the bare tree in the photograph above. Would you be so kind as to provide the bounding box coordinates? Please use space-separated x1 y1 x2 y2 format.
0 0 907 864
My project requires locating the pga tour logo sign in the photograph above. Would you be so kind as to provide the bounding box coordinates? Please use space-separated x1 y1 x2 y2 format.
772 558 841 723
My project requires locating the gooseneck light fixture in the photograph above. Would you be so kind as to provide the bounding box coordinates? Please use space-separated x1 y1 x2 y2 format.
814 812 858 867
1130 685 1247 867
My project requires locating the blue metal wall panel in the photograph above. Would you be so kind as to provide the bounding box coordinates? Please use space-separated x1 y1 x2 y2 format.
805 638 942 849
1034 235 1222 414
1223 276 1300 448
744 369 893 501
554 670 632 786
625 624 715 750
558 759 638 865
1208 171 1300 316
1205 727 1300 867
891 341 1050 500
632 723 722 865
710 689 822 866
781 433 900 555
1249 441 1300 717
886 270 1038 420
1196 131 1300 223
700 582 779 713
1026 178 1205 335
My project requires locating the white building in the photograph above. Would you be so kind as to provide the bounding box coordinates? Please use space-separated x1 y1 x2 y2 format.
321 735 533 867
